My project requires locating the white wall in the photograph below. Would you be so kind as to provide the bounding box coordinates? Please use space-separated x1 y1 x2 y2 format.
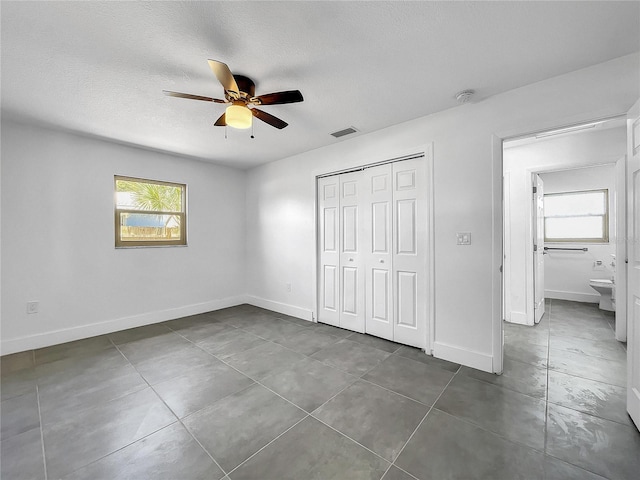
504 127 626 324
245 53 639 372
540 165 617 303
1 120 246 354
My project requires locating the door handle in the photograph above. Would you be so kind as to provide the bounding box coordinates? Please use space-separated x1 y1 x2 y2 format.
380 259 385 263
349 258 354 262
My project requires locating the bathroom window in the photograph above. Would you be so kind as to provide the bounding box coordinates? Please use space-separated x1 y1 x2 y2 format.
544 189 608 243
115 176 187 247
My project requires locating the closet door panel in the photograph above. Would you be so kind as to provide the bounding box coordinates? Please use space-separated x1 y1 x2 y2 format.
396 199 417 254
317 177 340 326
372 268 390 321
339 172 365 332
364 164 394 340
393 159 427 348
397 271 417 327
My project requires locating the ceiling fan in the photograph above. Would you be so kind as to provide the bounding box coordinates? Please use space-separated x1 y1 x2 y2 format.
163 59 303 130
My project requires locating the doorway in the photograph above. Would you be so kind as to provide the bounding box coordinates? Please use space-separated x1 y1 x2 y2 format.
503 117 627 331
499 117 634 428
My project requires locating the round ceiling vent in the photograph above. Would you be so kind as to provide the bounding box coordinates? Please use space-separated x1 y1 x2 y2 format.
455 90 475 104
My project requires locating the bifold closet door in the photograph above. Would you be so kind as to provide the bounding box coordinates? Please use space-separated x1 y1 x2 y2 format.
363 164 394 340
317 176 340 327
318 156 428 349
392 158 427 348
339 172 365 333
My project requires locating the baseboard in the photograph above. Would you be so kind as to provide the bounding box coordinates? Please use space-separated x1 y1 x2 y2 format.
433 341 493 373
0 295 246 355
506 311 530 326
545 290 599 304
244 295 313 322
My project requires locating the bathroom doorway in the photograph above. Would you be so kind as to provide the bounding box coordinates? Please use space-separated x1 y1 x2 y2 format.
503 116 627 335
498 116 632 439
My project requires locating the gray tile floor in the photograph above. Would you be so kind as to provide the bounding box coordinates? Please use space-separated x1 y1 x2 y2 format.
1 300 638 479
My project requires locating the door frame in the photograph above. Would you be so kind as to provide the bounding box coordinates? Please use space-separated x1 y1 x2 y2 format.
313 144 435 353
533 173 545 324
493 114 628 374
626 100 640 428
614 154 627 342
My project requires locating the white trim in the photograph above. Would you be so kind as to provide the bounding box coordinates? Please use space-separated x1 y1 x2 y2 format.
507 311 529 326
525 171 536 326
0 295 246 355
615 154 628 341
244 295 313 321
492 135 504 374
426 143 436 354
312 177 319 323
433 341 493 372
545 290 600 304
503 170 511 323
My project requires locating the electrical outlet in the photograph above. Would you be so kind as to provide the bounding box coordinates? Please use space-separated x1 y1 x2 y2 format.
27 301 39 314
286 282 292 293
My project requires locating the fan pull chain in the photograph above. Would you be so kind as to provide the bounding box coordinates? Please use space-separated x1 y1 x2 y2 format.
224 126 227 140
251 121 255 139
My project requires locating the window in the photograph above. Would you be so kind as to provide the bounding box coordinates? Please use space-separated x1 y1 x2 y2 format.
543 189 608 243
114 176 186 247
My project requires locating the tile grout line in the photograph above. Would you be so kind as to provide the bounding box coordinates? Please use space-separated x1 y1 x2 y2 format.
35 384 48 480
166 313 428 377
545 398 636 429
387 365 462 475
547 339 627 364
542 451 617 479
545 365 626 389
540 301 631 478
161 325 358 477
168 318 406 416
433 407 551 457
309 414 396 467
356 375 435 408
454 365 548 402
378 458 418 480
544 300 631 424
168 319 417 475
60 420 184 479
171 328 338 417
108 337 231 479
543 298 552 457
164 311 466 476
180 339 391 477
224 415 310 477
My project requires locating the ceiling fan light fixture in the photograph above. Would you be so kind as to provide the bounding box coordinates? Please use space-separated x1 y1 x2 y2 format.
225 104 252 129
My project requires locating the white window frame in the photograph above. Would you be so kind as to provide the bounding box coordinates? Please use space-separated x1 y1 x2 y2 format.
114 175 187 248
543 188 609 243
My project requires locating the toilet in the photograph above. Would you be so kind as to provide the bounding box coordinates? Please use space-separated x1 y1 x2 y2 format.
589 279 614 311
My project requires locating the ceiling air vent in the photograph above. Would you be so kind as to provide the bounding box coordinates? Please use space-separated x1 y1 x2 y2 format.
330 126 359 138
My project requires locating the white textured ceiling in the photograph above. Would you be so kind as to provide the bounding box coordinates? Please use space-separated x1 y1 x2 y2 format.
2 1 639 168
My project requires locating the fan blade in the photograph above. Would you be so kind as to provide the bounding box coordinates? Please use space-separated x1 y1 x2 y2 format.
254 90 304 105
208 59 239 94
214 113 226 126
163 90 226 103
252 108 288 129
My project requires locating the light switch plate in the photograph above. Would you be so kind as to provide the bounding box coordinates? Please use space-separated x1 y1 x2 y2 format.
457 233 471 245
